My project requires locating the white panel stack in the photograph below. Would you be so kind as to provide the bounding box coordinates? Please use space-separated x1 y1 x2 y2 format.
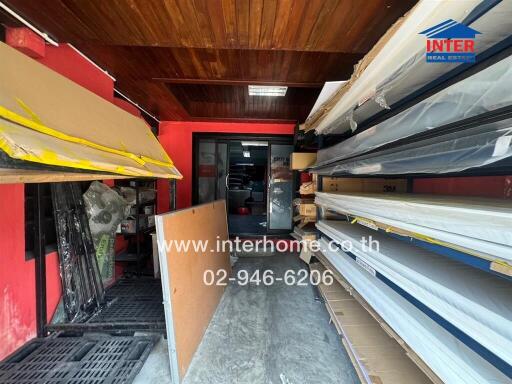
315 192 512 263
317 227 512 383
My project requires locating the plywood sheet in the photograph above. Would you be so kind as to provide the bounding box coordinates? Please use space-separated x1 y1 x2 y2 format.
156 200 231 383
0 42 181 178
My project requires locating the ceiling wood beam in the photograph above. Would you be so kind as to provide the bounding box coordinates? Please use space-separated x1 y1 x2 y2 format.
154 78 325 88
187 116 297 124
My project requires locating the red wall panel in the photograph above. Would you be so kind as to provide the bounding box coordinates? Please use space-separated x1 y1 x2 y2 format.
1 30 117 359
413 176 512 198
158 121 295 211
37 44 114 102
0 184 36 360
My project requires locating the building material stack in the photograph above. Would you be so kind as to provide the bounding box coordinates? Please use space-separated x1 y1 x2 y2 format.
304 0 512 381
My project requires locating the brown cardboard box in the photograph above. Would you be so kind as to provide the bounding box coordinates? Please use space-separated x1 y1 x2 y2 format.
299 203 317 217
299 181 316 195
291 152 317 170
320 177 407 193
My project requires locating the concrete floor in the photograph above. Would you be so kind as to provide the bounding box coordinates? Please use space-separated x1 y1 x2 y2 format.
134 253 358 384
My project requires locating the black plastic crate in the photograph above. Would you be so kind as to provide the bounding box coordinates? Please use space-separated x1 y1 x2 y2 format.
105 278 162 299
0 334 157 384
88 297 165 324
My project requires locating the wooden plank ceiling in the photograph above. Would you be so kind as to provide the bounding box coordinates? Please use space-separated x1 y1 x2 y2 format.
4 0 416 122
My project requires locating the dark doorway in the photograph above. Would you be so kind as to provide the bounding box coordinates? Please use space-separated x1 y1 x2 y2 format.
193 134 294 236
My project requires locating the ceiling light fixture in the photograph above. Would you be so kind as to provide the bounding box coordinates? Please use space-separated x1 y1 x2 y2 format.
243 151 251 158
240 141 268 147
248 85 287 97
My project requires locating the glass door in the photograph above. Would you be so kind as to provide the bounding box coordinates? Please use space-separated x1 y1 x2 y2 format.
193 134 293 235
267 144 293 231
196 140 228 205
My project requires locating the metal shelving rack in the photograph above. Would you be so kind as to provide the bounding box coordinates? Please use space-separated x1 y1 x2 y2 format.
311 40 512 379
115 179 157 272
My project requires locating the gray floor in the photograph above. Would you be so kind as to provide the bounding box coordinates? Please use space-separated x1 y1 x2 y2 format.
135 253 358 384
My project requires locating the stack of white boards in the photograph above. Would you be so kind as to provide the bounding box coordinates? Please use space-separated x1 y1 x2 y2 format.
315 192 512 267
316 220 512 383
305 0 512 135
313 53 512 173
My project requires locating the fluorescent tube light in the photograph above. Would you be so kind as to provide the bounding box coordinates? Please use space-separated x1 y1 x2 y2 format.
243 151 251 158
240 141 268 147
248 85 287 97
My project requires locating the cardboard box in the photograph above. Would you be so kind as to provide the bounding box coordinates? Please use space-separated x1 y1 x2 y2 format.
321 177 407 193
299 203 317 217
291 152 317 170
299 181 316 195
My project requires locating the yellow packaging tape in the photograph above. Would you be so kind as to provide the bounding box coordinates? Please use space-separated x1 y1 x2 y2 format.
0 104 175 170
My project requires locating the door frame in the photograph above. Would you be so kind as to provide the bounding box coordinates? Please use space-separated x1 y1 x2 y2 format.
192 133 294 235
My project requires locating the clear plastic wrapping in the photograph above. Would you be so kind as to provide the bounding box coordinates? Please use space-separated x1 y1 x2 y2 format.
319 238 511 383
83 181 128 286
312 0 512 135
318 221 512 373
313 118 512 176
52 183 104 322
316 54 512 166
316 192 512 262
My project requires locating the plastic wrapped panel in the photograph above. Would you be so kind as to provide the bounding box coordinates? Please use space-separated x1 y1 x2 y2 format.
315 192 512 262
316 54 512 166
313 118 512 176
317 220 512 375
310 0 512 134
318 238 511 383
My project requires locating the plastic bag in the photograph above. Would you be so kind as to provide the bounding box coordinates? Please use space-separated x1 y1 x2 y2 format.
83 181 128 286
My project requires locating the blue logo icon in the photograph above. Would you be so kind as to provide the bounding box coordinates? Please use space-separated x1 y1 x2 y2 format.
419 19 481 63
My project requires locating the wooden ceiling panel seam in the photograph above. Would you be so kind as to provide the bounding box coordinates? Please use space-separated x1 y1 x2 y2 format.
6 0 416 52
190 0 215 48
258 0 278 48
4 0 417 121
221 0 238 48
248 0 263 49
304 0 341 51
235 0 250 47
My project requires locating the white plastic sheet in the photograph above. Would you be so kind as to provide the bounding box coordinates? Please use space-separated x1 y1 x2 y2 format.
315 192 512 262
313 119 512 176
318 220 512 373
316 55 512 166
319 237 511 384
310 0 512 134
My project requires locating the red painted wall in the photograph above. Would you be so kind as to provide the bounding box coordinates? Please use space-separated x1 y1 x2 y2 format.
413 176 512 198
0 30 120 360
0 185 35 359
158 121 295 211
38 44 114 102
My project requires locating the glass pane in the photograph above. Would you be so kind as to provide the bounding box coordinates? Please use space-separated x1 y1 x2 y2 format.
268 144 293 230
216 143 228 201
197 141 216 204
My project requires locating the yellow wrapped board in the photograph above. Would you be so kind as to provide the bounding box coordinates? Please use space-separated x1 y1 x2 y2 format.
0 42 181 179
